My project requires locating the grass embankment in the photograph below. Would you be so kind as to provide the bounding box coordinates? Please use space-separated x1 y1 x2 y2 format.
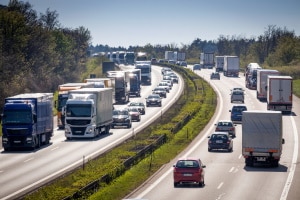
24 64 216 200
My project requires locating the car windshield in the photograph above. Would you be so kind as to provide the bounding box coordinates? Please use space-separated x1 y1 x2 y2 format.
232 91 243 95
148 95 159 98
176 160 200 168
113 110 128 115
232 106 247 112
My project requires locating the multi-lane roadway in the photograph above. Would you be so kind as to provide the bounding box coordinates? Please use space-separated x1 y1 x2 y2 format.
126 67 300 200
0 65 184 200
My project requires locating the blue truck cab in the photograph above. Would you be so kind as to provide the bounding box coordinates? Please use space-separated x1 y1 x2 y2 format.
1 93 53 151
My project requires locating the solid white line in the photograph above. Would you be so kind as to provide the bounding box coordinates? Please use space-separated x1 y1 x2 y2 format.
23 158 34 163
51 146 59 151
280 116 298 200
229 167 234 173
135 73 224 199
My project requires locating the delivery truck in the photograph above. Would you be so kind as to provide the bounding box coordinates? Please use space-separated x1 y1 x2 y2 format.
1 93 53 151
56 82 95 129
64 88 113 139
125 69 141 97
256 69 280 101
107 71 129 103
267 75 293 113
223 56 240 77
242 111 284 167
200 52 214 69
215 56 224 72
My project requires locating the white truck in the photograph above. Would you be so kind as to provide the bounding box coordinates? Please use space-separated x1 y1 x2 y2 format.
267 75 293 113
223 56 239 77
242 111 284 167
215 56 224 72
64 88 113 139
256 69 280 100
200 52 214 69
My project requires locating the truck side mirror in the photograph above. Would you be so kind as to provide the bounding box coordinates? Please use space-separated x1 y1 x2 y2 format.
282 138 285 144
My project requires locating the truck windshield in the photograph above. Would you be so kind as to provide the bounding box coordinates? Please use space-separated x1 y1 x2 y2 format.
2 110 32 124
66 104 92 117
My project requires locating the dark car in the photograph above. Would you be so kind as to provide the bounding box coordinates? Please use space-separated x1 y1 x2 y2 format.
215 120 236 137
229 105 247 123
127 102 145 115
230 90 244 103
173 157 206 187
111 109 132 129
193 64 201 70
152 87 167 98
210 72 220 80
208 132 233 152
145 94 162 107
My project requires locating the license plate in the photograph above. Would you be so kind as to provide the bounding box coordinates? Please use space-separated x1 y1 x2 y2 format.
14 141 21 143
216 140 223 143
257 157 266 161
183 173 192 176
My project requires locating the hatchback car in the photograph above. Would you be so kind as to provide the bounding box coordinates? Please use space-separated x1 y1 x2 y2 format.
173 157 206 187
230 90 244 103
111 109 132 129
215 120 236 137
127 102 145 115
229 105 247 122
208 132 233 152
210 72 220 80
127 107 141 122
145 94 162 107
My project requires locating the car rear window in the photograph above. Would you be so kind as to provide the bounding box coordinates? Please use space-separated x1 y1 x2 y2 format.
176 160 200 168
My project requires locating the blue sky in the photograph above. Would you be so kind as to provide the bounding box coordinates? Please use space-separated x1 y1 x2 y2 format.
1 0 300 48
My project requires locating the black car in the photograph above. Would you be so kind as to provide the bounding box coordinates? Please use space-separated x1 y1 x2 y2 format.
152 87 167 98
111 109 132 128
208 132 233 152
145 94 162 107
210 72 220 80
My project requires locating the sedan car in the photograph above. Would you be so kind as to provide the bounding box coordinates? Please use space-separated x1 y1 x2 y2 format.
215 120 236 137
145 94 162 107
152 87 167 98
111 109 132 129
229 104 247 122
127 107 141 122
127 102 145 115
210 72 220 80
230 90 244 103
173 157 206 187
208 132 233 152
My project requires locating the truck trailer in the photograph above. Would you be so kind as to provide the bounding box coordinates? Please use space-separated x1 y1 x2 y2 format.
135 63 152 85
125 69 141 97
64 88 113 139
1 93 53 151
256 69 280 101
200 52 214 69
223 56 240 77
267 75 293 113
242 111 284 167
215 56 224 72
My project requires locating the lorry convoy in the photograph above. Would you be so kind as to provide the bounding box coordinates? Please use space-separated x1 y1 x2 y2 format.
64 88 113 139
242 111 284 167
1 93 54 151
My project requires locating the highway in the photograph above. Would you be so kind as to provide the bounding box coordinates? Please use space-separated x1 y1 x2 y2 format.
126 67 300 200
0 65 184 200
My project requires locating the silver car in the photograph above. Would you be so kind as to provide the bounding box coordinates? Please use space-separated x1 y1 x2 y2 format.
230 90 244 103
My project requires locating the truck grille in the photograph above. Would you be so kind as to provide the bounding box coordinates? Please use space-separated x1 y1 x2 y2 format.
66 120 91 126
70 127 86 135
7 129 28 135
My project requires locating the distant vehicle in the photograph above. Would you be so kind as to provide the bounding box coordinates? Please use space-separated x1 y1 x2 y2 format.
173 157 206 187
230 90 244 103
245 63 262 89
256 69 280 100
242 111 284 167
215 120 236 137
145 94 162 107
153 87 167 98
135 63 152 85
124 52 135 65
210 72 220 80
111 109 132 129
215 56 224 72
229 105 247 123
170 74 179 83
208 132 233 152
158 82 170 93
160 79 173 88
127 102 145 115
151 58 157 65
193 64 201 70
179 61 187 67
223 56 239 77
128 107 141 122
200 52 214 69
161 67 171 75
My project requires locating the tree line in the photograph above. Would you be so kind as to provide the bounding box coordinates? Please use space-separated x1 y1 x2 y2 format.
0 0 91 111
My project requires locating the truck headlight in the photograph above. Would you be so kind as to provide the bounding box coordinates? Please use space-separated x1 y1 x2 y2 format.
2 137 8 142
86 127 94 134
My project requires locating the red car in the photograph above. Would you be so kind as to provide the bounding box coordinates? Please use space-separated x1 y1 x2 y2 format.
173 157 206 187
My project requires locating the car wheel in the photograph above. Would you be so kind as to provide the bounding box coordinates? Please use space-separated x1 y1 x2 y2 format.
199 180 204 187
208 148 212 152
174 182 178 187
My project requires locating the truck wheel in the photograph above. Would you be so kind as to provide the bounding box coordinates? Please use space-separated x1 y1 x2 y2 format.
105 126 110 134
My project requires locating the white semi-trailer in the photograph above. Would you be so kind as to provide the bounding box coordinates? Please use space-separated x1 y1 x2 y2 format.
64 88 113 139
256 69 280 100
223 56 239 77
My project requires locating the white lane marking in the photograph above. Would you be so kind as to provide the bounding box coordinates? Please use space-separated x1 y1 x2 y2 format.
135 72 224 199
0 170 3 173
280 116 298 200
229 167 234 173
51 146 59 151
217 182 224 189
238 154 242 159
23 157 34 163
